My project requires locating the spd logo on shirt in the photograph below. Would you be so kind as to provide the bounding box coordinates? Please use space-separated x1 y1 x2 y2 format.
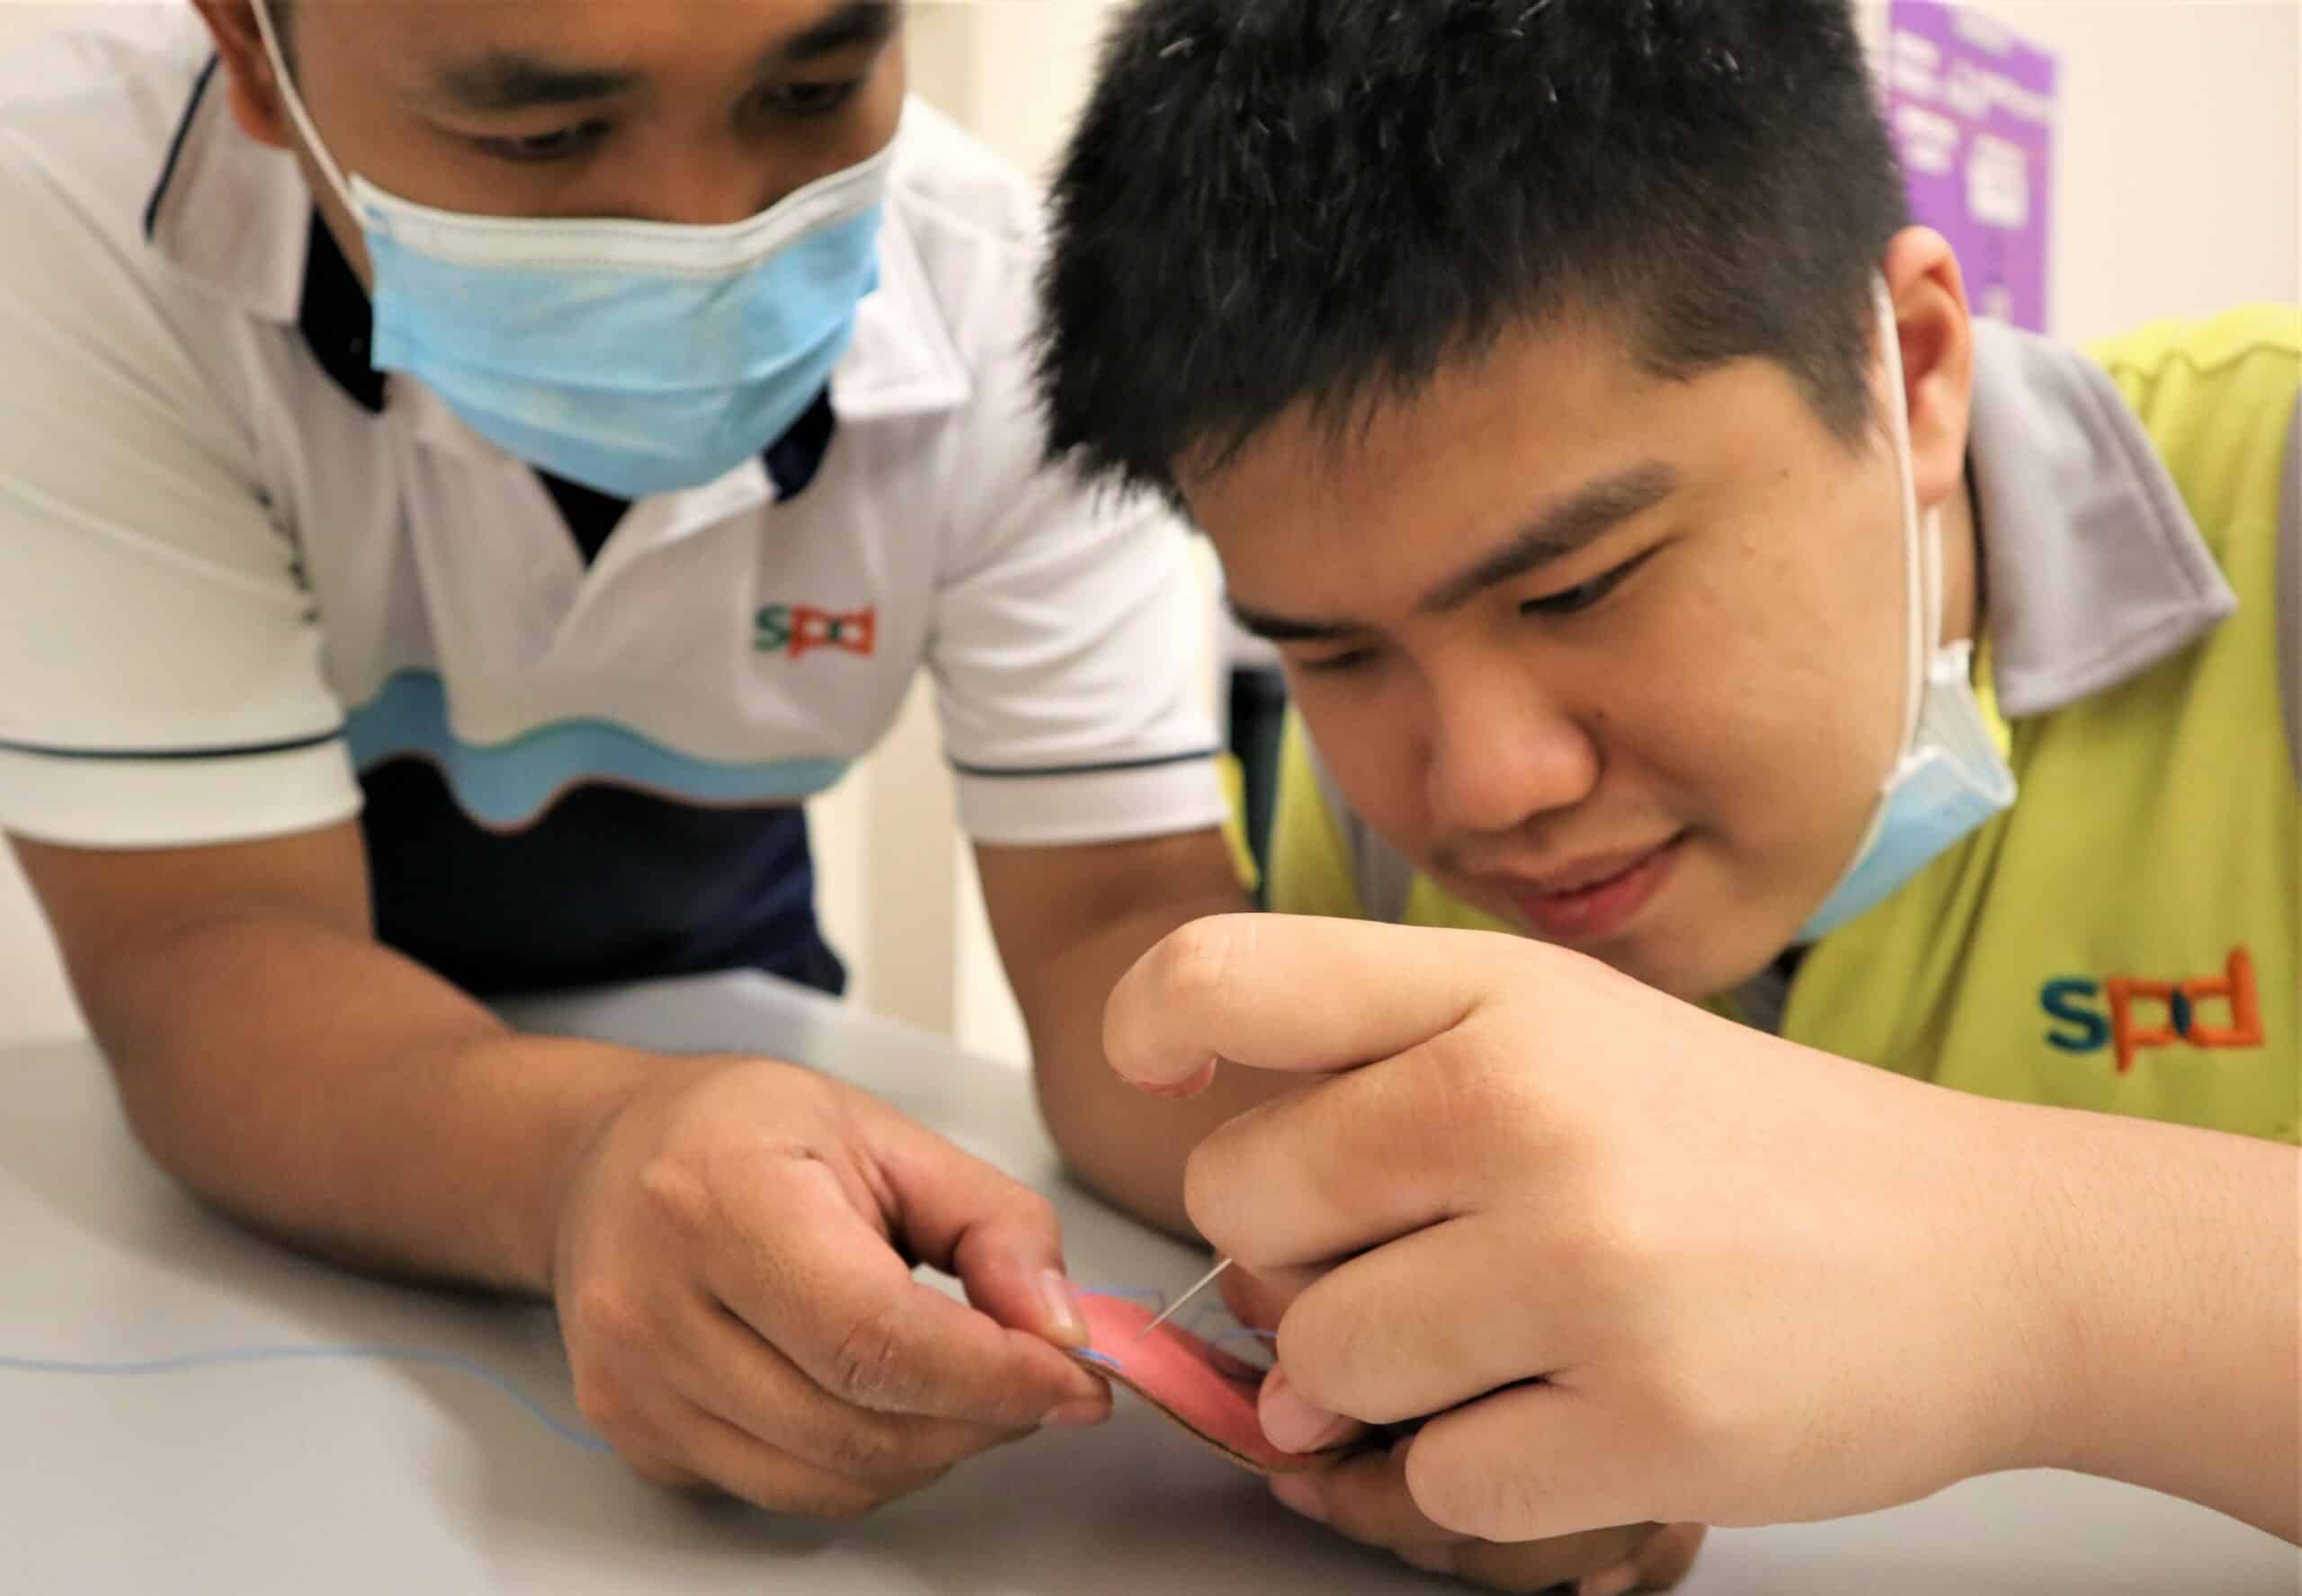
2039 948 2263 1075
755 603 877 661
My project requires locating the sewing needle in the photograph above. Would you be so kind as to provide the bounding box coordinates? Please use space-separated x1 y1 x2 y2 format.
1138 1256 1234 1340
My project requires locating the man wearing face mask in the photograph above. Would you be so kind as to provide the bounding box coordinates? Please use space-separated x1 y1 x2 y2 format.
0 1 1259 1516
1032 1 2298 1590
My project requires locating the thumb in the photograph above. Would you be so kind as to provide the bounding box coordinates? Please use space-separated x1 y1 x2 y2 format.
873 1113 1092 1351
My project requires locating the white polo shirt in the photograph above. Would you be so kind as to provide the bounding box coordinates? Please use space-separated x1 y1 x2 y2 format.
0 15 1223 985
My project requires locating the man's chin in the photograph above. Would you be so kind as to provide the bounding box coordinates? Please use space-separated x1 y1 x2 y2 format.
1530 921 1783 1010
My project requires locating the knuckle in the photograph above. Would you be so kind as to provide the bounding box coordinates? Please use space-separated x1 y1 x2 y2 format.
636 1151 719 1236
1178 1152 1229 1245
1425 1022 1536 1130
569 1363 635 1437
567 1280 652 1354
818 1415 912 1481
1147 915 1247 1020
1542 1184 1665 1303
825 1300 915 1409
1011 1187 1060 1242
1272 1287 1373 1418
1654 1363 1757 1459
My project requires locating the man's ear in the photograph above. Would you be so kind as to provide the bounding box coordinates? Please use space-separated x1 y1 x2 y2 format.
1881 227 1976 520
186 0 293 150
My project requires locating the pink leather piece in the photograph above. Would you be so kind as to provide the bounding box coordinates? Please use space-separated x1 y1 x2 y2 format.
1068 1293 1339 1476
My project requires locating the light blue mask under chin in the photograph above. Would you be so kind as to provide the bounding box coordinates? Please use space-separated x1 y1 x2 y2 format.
1795 640 2016 941
256 0 890 501
1794 283 2019 944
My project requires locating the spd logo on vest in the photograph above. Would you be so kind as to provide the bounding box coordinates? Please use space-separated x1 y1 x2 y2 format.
2040 949 2263 1075
755 603 877 661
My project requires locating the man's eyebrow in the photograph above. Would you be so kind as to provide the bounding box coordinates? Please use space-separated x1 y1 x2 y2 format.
1228 460 1683 645
421 4 898 115
1417 461 1681 614
426 55 644 114
1227 602 1365 645
769 0 900 67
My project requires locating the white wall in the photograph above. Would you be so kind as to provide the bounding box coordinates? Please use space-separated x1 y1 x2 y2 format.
2 1 2296 1054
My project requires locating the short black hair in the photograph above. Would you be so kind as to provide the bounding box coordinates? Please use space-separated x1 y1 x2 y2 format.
1038 0 1911 499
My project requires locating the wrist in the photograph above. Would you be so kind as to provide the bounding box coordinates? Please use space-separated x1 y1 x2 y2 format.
450 1032 691 1295
1984 1102 2300 1536
1957 1096 2106 1477
1907 1089 2092 1483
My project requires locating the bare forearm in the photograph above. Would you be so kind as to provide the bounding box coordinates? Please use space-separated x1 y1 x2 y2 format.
88 911 671 1295
1022 896 1295 1239
2014 1105 2300 1539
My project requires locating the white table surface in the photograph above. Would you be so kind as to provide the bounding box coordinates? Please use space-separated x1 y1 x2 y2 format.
2 972 2293 1593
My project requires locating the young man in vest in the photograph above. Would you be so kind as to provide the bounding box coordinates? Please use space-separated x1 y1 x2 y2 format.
0 1 1258 1518
1036 0 2298 1587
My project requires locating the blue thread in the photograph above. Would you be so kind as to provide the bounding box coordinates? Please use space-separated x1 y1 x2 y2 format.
1212 1328 1278 1346
1074 1349 1123 1373
0 1343 611 1455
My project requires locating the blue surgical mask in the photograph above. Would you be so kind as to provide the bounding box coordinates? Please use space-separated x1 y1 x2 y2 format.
256 6 889 500
1796 284 2017 943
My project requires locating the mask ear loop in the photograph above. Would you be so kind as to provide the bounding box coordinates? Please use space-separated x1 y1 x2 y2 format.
1874 276 1936 755
249 1 359 215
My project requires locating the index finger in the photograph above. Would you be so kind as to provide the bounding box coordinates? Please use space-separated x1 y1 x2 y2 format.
1102 915 1518 1092
714 1163 1107 1429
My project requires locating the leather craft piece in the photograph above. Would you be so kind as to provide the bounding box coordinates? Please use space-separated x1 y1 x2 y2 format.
1068 1293 1343 1476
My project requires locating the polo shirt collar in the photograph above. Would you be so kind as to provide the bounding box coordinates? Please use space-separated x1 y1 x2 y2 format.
1967 319 2236 718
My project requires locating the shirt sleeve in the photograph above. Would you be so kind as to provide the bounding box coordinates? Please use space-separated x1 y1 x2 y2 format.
927 339 1227 849
0 128 357 848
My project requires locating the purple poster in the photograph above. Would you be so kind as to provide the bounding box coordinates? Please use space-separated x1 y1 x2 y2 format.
1882 3 2057 333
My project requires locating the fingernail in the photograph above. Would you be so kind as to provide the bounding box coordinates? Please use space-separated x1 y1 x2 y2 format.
1040 1396 1110 1428
1038 1270 1088 1345
1579 1564 1640 1596
1267 1472 1327 1523
1396 1546 1456 1574
1261 1369 1353 1455
1141 1057 1219 1100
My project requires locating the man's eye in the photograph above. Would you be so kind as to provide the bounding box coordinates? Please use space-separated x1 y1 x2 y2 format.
1520 550 1652 619
471 120 612 163
1295 647 1377 676
758 79 866 118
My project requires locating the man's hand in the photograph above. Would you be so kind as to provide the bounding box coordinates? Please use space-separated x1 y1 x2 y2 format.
1220 1271 1705 1593
551 1057 1112 1517
1104 914 2090 1541
1276 1449 1705 1596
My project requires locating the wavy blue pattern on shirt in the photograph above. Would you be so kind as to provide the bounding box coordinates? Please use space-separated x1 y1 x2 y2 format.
344 671 846 830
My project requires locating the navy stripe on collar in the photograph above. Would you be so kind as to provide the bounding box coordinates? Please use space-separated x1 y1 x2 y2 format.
141 54 219 240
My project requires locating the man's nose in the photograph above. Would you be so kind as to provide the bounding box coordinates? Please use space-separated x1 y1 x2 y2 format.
620 150 793 227
1424 675 1601 839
